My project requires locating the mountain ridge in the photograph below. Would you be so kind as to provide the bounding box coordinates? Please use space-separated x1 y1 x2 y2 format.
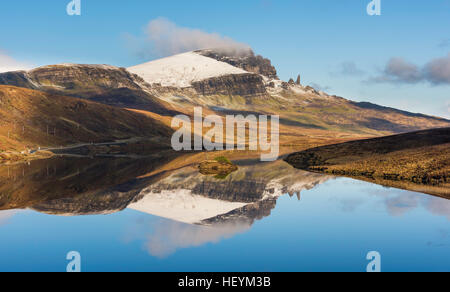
0 49 449 144
0 64 177 114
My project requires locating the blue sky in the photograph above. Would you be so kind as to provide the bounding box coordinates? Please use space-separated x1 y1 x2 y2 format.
0 0 449 118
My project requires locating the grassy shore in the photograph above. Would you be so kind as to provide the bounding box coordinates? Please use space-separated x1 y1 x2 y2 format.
285 128 450 195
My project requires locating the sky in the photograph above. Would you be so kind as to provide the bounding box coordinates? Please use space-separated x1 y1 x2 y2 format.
0 0 449 118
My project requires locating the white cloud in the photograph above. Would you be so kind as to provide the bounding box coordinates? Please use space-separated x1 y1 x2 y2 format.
0 51 32 73
129 18 251 59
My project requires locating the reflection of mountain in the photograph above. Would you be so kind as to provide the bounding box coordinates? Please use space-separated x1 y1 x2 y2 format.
123 159 330 258
128 160 329 225
0 152 180 212
0 156 329 226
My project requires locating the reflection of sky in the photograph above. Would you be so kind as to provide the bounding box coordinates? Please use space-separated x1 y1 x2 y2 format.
0 178 449 272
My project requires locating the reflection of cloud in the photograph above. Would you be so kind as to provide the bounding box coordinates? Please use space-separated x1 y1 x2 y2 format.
125 217 251 258
146 220 251 258
385 195 419 217
367 188 450 220
0 210 17 226
426 198 450 220
127 18 251 59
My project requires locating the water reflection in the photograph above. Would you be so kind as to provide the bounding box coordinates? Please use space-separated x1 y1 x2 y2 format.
0 154 449 269
1 154 328 216
1 154 449 226
128 159 328 225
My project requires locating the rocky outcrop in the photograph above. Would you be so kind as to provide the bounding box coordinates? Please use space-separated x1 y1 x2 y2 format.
196 49 278 79
191 73 267 97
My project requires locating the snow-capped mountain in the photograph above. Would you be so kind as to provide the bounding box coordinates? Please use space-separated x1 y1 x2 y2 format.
127 51 249 88
0 48 449 142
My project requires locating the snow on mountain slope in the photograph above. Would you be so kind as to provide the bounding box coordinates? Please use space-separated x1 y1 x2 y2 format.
127 51 248 88
128 189 248 224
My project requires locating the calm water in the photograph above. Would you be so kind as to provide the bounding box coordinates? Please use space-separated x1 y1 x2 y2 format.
0 156 449 272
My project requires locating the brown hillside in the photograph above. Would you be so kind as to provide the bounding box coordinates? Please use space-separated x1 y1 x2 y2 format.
0 85 173 152
285 128 450 194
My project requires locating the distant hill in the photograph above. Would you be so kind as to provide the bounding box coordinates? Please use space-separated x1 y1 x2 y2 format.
0 85 173 151
0 64 177 114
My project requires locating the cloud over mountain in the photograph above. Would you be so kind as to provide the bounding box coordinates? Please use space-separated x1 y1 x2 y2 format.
0 51 32 73
131 18 251 59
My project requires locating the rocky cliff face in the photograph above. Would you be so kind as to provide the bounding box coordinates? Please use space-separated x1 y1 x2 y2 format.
200 199 277 226
0 64 173 114
191 73 267 97
196 49 278 79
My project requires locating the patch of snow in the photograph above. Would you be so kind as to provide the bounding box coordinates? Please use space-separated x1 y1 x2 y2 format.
128 188 249 225
30 64 119 71
290 85 307 95
128 52 249 88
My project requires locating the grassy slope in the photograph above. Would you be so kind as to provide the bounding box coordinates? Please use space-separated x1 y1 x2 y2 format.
151 85 450 149
0 85 173 152
285 128 450 191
